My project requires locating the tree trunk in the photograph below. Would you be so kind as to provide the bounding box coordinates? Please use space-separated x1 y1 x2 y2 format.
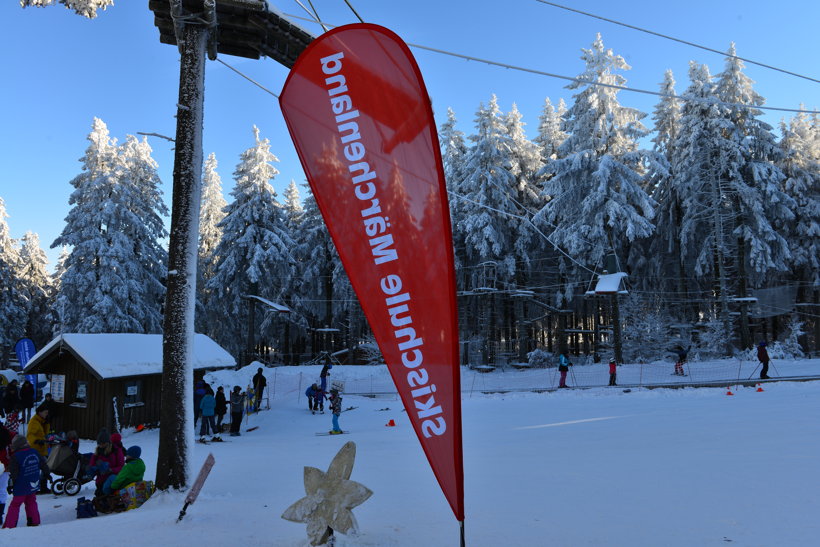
157 22 207 492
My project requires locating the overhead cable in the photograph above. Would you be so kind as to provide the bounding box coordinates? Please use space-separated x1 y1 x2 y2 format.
534 0 820 85
216 58 280 98
281 12 814 115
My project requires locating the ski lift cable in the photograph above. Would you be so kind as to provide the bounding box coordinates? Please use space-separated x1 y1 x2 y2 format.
280 12 814 115
215 58 280 98
341 0 365 23
449 190 597 275
533 0 820 85
304 0 329 32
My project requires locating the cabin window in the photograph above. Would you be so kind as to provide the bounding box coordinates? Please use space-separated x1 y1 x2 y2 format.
72 380 88 407
124 379 144 408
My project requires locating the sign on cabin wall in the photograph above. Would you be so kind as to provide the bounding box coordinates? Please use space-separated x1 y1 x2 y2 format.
51 374 66 403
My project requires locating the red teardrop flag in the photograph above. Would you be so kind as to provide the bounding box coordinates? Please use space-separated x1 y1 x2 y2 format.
279 23 464 521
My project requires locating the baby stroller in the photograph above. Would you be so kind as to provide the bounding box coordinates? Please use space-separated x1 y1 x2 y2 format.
45 437 93 496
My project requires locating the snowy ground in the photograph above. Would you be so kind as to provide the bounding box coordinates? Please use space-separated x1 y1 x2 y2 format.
3 359 819 546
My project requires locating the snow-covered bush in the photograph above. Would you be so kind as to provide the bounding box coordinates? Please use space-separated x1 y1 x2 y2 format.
527 348 553 368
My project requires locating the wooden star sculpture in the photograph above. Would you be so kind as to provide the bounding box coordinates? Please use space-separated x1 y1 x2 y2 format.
282 441 373 546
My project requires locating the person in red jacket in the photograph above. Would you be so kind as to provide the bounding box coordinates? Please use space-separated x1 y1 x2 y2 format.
88 429 124 496
757 341 770 379
608 357 618 386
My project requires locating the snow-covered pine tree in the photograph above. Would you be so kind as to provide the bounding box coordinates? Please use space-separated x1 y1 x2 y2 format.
18 231 55 348
715 45 796 348
197 152 227 335
534 34 655 273
282 179 303 230
715 44 795 288
534 97 567 163
292 185 340 337
644 70 684 299
672 62 741 354
456 95 522 355
206 127 295 358
20 0 113 18
779 109 819 289
438 107 470 277
0 197 26 363
54 118 158 333
458 95 520 282
505 102 544 267
117 134 169 333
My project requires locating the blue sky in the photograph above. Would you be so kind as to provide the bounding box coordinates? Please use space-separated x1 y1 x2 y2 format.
2 0 817 269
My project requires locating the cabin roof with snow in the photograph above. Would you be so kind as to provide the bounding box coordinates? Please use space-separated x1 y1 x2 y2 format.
586 272 629 296
23 333 235 380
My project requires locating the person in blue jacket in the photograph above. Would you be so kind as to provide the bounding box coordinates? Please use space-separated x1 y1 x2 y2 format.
199 387 217 441
2 435 49 528
193 380 207 429
558 353 572 388
305 383 325 413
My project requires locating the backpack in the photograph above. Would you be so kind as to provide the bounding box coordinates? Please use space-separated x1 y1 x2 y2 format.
76 496 98 519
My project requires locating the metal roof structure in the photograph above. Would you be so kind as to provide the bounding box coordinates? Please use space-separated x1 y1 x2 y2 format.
148 0 314 66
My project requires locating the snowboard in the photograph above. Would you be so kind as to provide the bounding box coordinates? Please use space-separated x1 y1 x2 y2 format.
316 431 350 436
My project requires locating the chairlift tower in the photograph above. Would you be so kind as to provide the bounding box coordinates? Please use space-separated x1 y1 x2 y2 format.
148 0 312 491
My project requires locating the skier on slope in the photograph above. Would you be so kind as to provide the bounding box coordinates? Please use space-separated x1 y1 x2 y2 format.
673 345 690 376
608 357 618 386
757 341 770 379
558 353 572 388
328 388 343 434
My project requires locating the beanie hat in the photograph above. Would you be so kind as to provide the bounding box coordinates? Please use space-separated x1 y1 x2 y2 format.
97 428 111 444
126 446 142 459
110 433 122 445
11 434 28 451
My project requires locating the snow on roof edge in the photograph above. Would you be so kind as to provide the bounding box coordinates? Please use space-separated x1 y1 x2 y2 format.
24 334 235 379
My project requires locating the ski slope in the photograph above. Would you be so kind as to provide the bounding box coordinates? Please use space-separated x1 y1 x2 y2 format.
3 360 819 546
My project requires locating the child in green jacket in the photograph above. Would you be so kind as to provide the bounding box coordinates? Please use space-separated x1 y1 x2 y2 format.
103 446 145 494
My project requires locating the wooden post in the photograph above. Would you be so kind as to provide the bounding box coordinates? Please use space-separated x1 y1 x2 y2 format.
157 19 208 492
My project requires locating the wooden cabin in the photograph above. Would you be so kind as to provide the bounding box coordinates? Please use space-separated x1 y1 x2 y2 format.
23 333 234 439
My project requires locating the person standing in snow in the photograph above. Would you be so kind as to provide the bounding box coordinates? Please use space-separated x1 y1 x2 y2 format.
229 386 246 437
193 380 207 429
199 387 217 441
0 423 15 525
19 380 34 424
214 386 228 432
557 354 572 388
757 341 771 379
252 368 267 412
673 345 690 376
328 388 343 434
2 435 48 528
608 357 618 386
26 405 50 494
320 356 332 392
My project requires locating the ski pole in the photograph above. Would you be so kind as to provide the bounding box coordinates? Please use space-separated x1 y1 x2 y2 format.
747 363 761 380
770 359 781 377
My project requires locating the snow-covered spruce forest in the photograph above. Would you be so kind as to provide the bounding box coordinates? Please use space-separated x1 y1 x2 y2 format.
1 35 818 367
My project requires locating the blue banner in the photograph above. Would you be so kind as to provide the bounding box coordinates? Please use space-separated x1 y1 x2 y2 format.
15 338 36 368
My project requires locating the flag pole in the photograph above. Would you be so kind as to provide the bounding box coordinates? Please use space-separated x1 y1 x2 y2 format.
460 520 466 547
